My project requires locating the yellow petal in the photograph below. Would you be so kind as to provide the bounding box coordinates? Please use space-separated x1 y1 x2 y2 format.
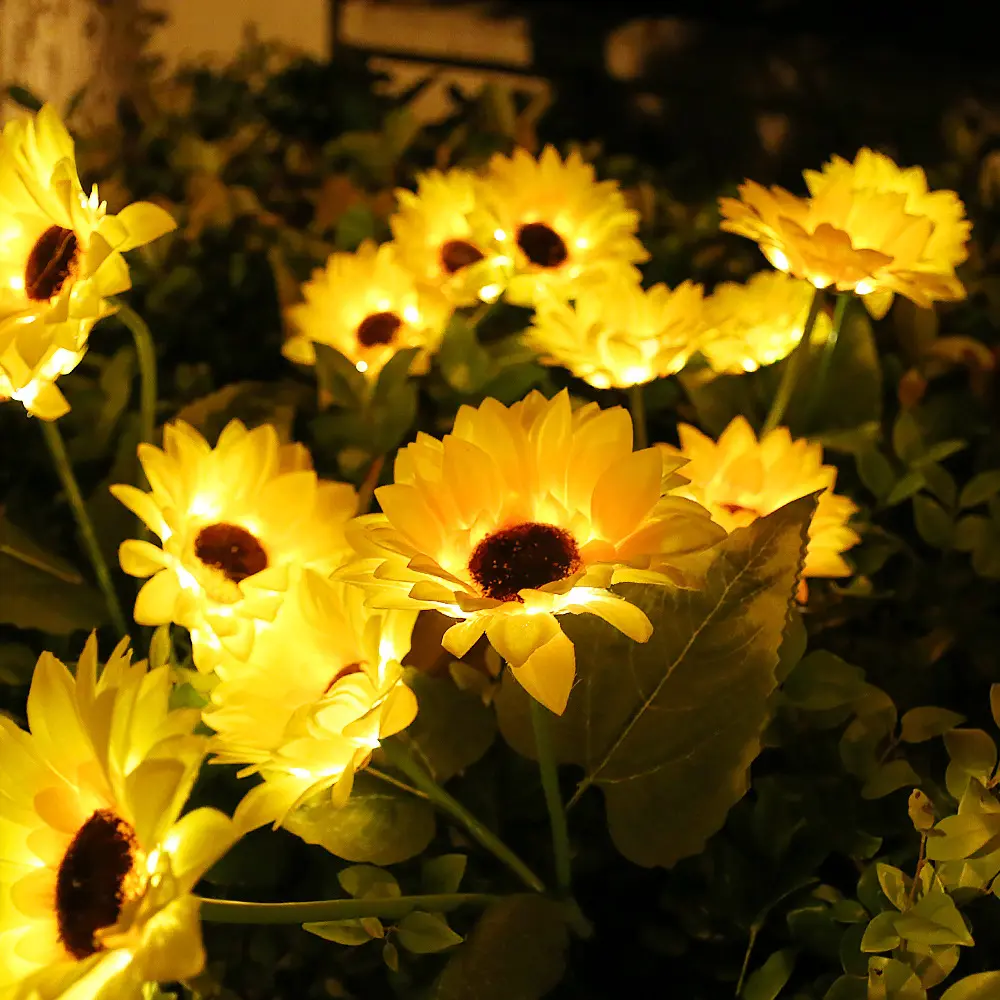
115 202 177 252
591 448 663 541
133 569 181 625
508 627 575 715
485 611 561 669
441 616 487 658
118 539 169 578
165 807 239 894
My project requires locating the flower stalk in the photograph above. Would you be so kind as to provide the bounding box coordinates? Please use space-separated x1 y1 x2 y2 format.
802 291 850 430
380 738 545 893
628 384 648 451
530 699 573 895
113 300 158 449
199 892 498 925
40 419 129 638
761 285 824 434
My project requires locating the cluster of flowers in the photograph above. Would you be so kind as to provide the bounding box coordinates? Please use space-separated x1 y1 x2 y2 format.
0 103 971 1000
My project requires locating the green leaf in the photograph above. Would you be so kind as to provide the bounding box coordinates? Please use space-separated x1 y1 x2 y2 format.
284 772 435 865
823 975 867 1000
0 514 84 584
868 957 927 1000
338 865 401 899
900 707 966 744
304 918 376 946
0 643 35 685
782 651 867 712
382 940 400 972
0 550 106 634
396 911 464 954
913 495 954 549
371 347 420 412
334 204 376 250
926 811 1000 863
893 410 924 464
945 729 997 776
991 684 1000 731
174 379 309 443
313 343 368 408
149 625 173 670
421 855 468 895
6 84 43 110
742 948 796 1000
920 463 958 509
894 892 974 947
856 448 896 501
433 896 569 1000
437 315 493 394
877 864 910 911
496 497 814 867
861 759 921 800
959 471 1000 509
402 668 497 783
860 912 901 953
886 471 926 507
941 972 1000 1000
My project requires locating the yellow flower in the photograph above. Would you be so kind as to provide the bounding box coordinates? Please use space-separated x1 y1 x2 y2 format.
0 105 175 419
207 571 418 832
390 168 506 306
0 636 237 1000
112 419 357 675
283 240 452 381
470 146 648 307
719 149 971 317
700 271 830 375
659 416 860 581
339 390 725 715
526 277 705 388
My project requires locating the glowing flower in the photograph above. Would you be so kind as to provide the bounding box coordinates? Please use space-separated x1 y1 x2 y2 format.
526 277 705 388
112 419 357 675
0 636 237 1000
390 168 506 306
0 105 175 419
207 571 418 831
700 271 831 375
283 240 452 381
719 148 971 317
339 390 725 715
470 146 648 307
659 416 860 582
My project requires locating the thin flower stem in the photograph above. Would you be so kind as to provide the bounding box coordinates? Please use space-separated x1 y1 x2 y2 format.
113 301 158 449
41 420 129 638
530 699 572 895
628 384 648 450
199 892 497 925
761 285 825 435
381 738 546 893
802 292 850 430
356 454 385 515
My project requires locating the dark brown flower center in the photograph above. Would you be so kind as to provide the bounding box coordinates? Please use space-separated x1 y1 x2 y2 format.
469 522 581 603
357 312 402 348
720 502 760 518
517 222 568 269
324 662 365 694
56 809 139 960
25 225 80 302
195 522 268 583
440 239 485 274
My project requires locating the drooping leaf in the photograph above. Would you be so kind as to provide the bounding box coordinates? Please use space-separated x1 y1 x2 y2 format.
396 911 464 954
496 497 815 867
304 918 375 946
284 772 435 865
0 552 106 635
432 895 569 1000
403 668 497 783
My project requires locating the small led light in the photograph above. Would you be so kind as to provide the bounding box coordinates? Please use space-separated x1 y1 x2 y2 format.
356 360 369 373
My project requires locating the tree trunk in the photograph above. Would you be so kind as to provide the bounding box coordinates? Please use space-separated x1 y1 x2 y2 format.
0 0 149 128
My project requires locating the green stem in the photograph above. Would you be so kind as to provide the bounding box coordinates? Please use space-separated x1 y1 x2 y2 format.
113 301 158 449
628 384 648 450
41 420 129 638
381 738 545 894
802 292 850 431
761 285 825 435
199 893 497 925
530 699 572 895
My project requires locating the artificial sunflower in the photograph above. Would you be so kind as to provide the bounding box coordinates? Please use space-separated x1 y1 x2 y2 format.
283 240 452 381
390 168 506 306
207 571 418 831
112 419 357 675
526 277 705 388
339 390 724 715
470 146 648 307
699 271 830 375
0 105 175 419
659 416 860 585
0 636 237 1000
719 148 971 317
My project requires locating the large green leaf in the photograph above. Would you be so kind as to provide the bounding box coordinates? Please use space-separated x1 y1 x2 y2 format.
495 497 814 867
283 772 435 865
433 895 569 1000
403 668 497 783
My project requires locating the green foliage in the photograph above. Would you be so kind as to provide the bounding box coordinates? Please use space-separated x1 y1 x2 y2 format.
496 497 814 867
